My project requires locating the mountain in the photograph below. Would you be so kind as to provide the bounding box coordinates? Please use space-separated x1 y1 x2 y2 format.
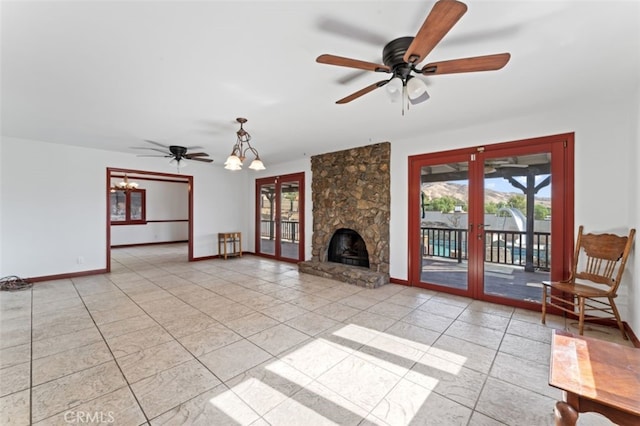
422 182 551 208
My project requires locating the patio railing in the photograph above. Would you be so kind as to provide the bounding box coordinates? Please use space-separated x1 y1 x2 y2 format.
421 226 550 270
261 220 299 242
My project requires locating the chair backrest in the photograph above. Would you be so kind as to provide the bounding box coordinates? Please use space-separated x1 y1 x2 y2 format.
571 226 636 292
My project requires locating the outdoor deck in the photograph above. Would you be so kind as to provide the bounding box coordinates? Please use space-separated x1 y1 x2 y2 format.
258 239 300 260
422 256 548 303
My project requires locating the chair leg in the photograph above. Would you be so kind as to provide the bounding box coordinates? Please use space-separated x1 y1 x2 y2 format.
608 297 628 340
578 297 585 335
541 285 547 324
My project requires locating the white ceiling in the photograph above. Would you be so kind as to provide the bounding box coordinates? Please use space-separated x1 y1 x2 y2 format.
2 1 638 167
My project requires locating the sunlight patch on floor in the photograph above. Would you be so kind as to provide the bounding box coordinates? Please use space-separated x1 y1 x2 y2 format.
209 377 337 425
204 323 473 425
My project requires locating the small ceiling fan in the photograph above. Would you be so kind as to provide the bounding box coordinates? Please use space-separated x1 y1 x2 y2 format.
134 140 213 169
316 0 510 108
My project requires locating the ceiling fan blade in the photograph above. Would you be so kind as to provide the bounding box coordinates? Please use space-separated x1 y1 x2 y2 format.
144 140 170 148
421 53 511 75
185 152 210 158
136 154 171 158
336 80 388 104
188 157 214 163
316 16 389 47
317 54 390 73
337 69 370 85
404 0 468 64
133 147 170 154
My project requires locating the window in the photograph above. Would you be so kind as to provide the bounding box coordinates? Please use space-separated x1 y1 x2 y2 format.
110 189 146 225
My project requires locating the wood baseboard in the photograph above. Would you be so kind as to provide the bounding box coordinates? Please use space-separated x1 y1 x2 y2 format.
390 277 410 286
27 268 108 283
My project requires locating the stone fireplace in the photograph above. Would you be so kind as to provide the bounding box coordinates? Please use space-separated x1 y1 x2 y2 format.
298 142 390 288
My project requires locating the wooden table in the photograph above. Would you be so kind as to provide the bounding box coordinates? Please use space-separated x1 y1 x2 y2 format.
218 232 241 260
549 330 640 426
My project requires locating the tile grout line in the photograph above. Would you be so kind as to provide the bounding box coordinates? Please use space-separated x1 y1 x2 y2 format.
100 262 258 421
113 253 339 423
67 274 152 426
464 310 512 425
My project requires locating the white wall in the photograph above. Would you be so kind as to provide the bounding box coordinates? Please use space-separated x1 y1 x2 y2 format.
111 222 189 246
0 136 246 277
1 139 107 276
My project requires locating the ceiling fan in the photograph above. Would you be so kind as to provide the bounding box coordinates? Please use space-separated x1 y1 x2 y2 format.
135 140 213 169
316 0 511 109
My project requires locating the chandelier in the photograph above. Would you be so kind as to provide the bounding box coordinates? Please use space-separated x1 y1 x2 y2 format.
224 117 266 171
110 174 139 192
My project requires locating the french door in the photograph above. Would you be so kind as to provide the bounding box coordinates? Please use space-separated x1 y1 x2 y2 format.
255 172 305 262
409 134 573 308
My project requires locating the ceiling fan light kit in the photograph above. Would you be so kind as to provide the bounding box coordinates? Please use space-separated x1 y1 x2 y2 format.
224 117 266 171
316 0 510 114
406 76 428 100
169 157 188 169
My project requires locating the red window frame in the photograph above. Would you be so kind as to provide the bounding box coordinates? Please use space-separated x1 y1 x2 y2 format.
110 189 146 225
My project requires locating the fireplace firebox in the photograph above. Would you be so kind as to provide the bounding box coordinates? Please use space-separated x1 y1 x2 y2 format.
328 228 370 268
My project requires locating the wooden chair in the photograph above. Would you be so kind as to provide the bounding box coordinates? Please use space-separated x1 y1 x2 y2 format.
541 226 636 339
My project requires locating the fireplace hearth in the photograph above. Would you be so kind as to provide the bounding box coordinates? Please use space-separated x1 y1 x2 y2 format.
298 142 390 288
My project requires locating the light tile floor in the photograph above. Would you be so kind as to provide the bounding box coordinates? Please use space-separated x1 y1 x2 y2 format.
0 244 633 425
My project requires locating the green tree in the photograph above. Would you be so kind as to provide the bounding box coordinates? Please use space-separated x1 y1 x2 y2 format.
486 200 509 214
507 195 526 211
534 204 550 220
485 202 498 214
426 196 466 213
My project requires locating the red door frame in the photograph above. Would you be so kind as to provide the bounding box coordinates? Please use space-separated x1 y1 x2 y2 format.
254 172 305 263
408 133 574 310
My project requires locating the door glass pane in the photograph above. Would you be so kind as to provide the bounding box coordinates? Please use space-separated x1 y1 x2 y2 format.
259 183 276 255
420 162 469 291
482 154 551 302
279 180 300 260
110 191 126 222
130 192 142 220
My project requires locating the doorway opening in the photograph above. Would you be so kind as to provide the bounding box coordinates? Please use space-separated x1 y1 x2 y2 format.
106 167 193 272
